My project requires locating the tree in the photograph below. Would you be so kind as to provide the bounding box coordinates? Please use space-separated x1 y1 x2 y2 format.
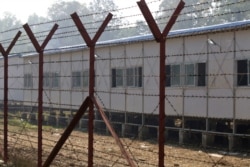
88 0 122 41
211 0 250 23
117 20 150 38
157 0 250 30
28 14 48 25
157 0 210 30
0 12 22 53
133 20 150 35
24 14 55 51
0 12 21 31
47 1 90 20
47 1 92 47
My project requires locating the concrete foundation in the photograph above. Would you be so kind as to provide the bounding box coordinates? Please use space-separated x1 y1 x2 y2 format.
122 124 132 137
47 115 57 126
111 123 122 136
94 120 106 133
80 118 88 129
228 135 239 151
15 108 250 151
179 130 184 145
21 112 28 121
202 133 214 148
138 126 150 140
28 113 37 124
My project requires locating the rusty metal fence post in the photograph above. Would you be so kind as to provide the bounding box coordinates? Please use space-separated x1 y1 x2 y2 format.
0 31 22 163
70 12 113 167
71 12 136 167
23 24 58 167
137 0 185 166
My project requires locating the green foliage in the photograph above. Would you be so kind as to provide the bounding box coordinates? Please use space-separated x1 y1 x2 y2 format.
1 0 249 53
88 0 122 41
46 1 92 47
0 12 21 32
117 20 150 38
7 155 36 167
213 0 250 23
8 118 37 130
47 1 90 20
157 0 250 30
0 12 23 53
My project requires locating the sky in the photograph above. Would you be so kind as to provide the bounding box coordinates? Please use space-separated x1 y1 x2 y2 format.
0 0 160 23
0 0 56 23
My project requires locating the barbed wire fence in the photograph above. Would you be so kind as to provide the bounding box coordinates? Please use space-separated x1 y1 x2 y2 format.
0 0 250 166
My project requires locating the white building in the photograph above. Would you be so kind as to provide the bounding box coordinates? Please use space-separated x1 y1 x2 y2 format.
0 54 24 104
6 19 250 149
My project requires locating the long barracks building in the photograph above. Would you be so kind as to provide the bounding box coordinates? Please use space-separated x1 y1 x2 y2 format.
2 20 250 150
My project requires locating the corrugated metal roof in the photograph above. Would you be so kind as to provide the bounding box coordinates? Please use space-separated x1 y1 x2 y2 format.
22 20 250 57
98 20 250 45
0 53 22 59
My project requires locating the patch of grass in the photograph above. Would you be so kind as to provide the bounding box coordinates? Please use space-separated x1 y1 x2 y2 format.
8 118 26 127
7 118 38 133
7 155 36 167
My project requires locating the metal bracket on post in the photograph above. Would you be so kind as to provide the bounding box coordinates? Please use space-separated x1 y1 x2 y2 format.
137 0 185 166
23 23 58 167
91 97 136 167
43 97 91 167
0 31 22 164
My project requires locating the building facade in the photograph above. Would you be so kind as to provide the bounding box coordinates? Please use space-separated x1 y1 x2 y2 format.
4 20 250 149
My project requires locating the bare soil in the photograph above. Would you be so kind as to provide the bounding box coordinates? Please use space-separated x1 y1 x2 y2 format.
1 128 250 167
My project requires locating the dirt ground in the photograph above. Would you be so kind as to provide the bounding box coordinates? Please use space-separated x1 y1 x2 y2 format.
1 127 250 167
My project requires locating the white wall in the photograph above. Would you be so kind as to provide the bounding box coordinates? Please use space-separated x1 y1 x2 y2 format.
0 59 4 101
20 27 250 120
235 29 250 119
8 55 24 102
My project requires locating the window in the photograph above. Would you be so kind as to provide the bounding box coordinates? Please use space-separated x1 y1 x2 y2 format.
24 74 33 88
135 67 143 87
51 72 60 88
165 64 181 87
248 61 250 85
72 70 89 88
172 65 181 86
166 63 206 87
112 67 142 88
72 71 81 88
197 63 206 86
126 67 142 87
112 68 124 87
185 64 195 85
82 70 89 87
166 65 171 87
43 72 60 88
126 68 134 86
237 60 248 86
43 72 50 87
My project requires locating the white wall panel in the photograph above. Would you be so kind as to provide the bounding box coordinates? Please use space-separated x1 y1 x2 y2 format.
110 90 125 112
166 38 184 64
166 89 183 116
236 89 250 119
184 89 206 117
143 89 158 114
126 43 143 66
71 91 84 107
126 89 143 113
208 53 234 89
143 41 159 92
208 89 233 118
